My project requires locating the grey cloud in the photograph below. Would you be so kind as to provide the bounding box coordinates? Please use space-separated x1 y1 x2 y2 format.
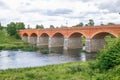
44 9 73 16
98 0 120 13
20 8 73 16
0 1 9 9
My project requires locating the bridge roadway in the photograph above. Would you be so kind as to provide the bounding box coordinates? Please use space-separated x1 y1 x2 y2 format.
18 24 120 52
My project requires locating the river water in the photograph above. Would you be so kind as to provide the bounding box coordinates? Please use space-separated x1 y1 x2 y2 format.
0 49 97 69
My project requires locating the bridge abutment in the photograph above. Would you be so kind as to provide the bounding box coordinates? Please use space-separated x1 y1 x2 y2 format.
85 38 106 52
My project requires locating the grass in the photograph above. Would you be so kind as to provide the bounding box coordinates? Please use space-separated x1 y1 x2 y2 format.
0 30 38 51
0 62 119 80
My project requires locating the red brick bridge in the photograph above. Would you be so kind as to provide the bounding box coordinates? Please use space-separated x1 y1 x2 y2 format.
18 24 120 52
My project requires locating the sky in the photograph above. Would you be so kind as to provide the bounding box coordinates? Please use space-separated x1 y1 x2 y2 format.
0 0 120 28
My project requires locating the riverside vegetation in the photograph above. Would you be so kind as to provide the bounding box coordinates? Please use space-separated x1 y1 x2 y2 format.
0 30 38 51
0 30 119 80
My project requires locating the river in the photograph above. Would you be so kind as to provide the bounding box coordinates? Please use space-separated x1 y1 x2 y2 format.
0 49 97 69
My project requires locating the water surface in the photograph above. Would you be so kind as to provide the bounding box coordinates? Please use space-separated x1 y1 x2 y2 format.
0 49 96 69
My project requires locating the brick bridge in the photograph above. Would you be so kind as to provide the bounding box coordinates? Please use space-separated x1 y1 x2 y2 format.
18 24 120 52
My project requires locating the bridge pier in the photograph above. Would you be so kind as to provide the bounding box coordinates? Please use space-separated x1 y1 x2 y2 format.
64 37 83 50
85 38 106 52
48 37 64 53
49 37 64 47
37 37 49 48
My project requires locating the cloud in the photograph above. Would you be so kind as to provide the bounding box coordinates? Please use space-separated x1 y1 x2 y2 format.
97 0 120 13
43 9 73 16
20 8 73 16
0 1 9 9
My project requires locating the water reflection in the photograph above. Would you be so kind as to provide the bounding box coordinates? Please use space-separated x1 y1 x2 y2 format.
0 48 97 69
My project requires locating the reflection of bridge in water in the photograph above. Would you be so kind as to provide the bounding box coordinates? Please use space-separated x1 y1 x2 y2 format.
18 24 120 52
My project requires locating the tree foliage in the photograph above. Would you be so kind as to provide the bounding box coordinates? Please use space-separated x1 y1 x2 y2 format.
97 37 120 71
7 22 17 36
50 25 54 28
88 19 94 26
6 22 25 39
74 22 84 27
36 24 44 29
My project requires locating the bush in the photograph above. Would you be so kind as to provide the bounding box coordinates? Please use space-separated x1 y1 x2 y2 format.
97 38 120 71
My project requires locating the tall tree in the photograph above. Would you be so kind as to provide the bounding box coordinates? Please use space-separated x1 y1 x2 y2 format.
88 19 94 26
50 25 54 28
75 22 84 27
36 24 44 29
7 22 16 36
108 22 115 25
0 22 3 30
16 22 25 30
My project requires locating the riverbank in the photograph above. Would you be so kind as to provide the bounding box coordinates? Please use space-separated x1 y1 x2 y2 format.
0 30 38 51
0 37 120 80
0 61 119 80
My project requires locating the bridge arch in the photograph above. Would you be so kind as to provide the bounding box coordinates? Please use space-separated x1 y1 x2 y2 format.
52 32 64 37
38 33 49 48
91 31 118 39
68 32 87 38
30 33 37 45
86 31 117 52
66 32 85 49
22 33 29 42
40 33 49 37
49 32 64 48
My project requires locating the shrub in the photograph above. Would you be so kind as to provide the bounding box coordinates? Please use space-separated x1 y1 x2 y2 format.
96 38 120 71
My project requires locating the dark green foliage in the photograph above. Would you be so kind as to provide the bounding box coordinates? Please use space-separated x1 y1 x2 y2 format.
7 22 17 36
97 38 120 71
74 22 84 27
6 22 25 38
88 19 94 26
16 22 25 30
36 24 44 29
50 25 55 28
39 48 49 54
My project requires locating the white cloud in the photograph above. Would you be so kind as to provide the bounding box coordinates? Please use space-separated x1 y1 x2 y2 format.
0 0 120 28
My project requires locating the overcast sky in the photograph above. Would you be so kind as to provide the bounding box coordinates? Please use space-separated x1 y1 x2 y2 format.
0 0 120 28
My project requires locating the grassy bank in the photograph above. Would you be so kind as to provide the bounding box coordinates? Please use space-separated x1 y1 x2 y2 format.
0 62 119 80
0 30 38 51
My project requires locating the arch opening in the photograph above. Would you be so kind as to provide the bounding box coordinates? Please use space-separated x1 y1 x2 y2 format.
67 32 86 49
40 33 49 37
52 32 64 37
86 32 116 52
49 32 64 52
92 32 116 39
23 33 28 36
38 33 49 48
22 33 28 42
30 33 37 45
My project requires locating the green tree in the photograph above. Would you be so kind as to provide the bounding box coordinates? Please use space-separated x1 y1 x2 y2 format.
36 24 44 29
88 19 94 26
0 23 3 30
7 22 17 36
97 37 120 71
108 22 115 25
50 25 54 28
16 22 25 30
75 22 84 27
